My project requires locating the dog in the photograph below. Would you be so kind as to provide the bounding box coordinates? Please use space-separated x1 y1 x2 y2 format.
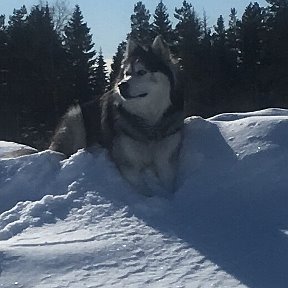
50 36 184 194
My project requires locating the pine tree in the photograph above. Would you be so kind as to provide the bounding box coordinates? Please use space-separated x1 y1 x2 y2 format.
212 14 241 112
229 8 238 30
265 0 288 66
266 0 288 10
4 6 28 140
7 5 28 57
240 3 264 69
197 11 215 111
238 2 265 108
265 0 288 106
212 15 227 73
202 11 211 42
6 6 28 116
3 5 66 146
24 5 69 144
93 48 108 96
174 1 203 115
200 10 213 68
8 6 27 27
152 0 174 45
0 15 7 62
174 1 202 77
130 1 152 46
227 8 241 68
200 11 212 70
0 14 9 137
64 4 96 103
0 14 5 28
0 15 7 85
109 41 126 88
213 15 225 45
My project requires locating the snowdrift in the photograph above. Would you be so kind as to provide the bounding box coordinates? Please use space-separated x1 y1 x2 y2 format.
0 108 288 288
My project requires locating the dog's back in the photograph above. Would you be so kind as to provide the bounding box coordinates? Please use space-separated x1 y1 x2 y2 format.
49 90 118 156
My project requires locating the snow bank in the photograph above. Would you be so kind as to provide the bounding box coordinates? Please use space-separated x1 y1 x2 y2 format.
0 108 288 288
0 141 37 158
0 148 132 238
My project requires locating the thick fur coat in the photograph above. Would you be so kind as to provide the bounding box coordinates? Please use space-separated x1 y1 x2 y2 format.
50 36 184 194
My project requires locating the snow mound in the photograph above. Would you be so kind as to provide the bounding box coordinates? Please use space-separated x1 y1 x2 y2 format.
0 108 288 288
0 141 37 158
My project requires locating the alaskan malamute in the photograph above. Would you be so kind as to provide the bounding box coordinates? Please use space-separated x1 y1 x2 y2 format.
50 36 184 194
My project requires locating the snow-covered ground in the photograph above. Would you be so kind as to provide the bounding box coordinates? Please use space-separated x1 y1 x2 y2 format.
0 108 288 288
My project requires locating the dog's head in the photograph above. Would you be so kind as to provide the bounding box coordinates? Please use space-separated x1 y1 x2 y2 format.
114 36 182 124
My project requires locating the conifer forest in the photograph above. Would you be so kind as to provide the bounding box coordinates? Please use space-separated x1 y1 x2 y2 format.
0 1 288 149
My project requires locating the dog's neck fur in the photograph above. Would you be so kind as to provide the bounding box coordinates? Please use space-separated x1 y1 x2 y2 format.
116 103 184 143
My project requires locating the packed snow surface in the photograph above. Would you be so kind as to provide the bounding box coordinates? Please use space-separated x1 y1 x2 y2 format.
0 108 288 288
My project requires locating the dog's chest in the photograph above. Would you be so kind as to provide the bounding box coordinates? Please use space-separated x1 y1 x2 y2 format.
112 132 181 169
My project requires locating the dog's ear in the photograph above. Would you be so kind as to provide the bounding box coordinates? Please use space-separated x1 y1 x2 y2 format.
125 38 138 58
152 35 171 62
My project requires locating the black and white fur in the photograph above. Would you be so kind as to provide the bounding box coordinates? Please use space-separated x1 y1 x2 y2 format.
50 36 184 194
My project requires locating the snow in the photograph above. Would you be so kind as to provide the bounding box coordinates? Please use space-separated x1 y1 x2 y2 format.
0 108 288 288
0 142 37 159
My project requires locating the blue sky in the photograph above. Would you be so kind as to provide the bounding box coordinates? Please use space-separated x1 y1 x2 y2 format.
1 0 268 59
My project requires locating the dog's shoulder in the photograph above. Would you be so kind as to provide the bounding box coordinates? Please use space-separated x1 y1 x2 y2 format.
81 91 119 148
49 91 119 156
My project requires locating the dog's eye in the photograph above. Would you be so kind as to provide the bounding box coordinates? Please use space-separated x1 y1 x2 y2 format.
137 70 147 76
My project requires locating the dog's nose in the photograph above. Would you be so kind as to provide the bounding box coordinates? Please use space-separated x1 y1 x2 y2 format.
118 81 129 96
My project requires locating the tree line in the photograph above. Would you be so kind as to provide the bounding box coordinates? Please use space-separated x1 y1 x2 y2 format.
125 0 288 117
0 0 288 149
0 3 108 148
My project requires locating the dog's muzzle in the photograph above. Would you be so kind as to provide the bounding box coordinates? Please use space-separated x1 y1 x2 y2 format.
118 82 147 99
118 81 129 98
